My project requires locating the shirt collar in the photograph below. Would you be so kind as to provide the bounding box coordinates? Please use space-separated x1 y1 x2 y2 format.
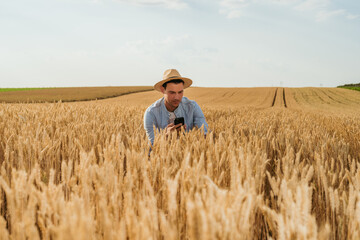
162 97 182 114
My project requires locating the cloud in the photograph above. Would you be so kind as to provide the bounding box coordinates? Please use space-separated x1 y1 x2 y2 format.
294 1 358 22
220 0 248 8
122 34 190 54
226 10 243 18
116 0 188 9
267 0 300 5
315 9 346 22
219 0 249 18
294 0 329 11
346 13 359 20
218 0 359 22
118 34 218 65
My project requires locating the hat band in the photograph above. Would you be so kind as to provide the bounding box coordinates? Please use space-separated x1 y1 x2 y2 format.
164 76 182 80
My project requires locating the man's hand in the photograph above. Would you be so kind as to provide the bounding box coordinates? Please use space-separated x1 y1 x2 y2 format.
165 123 187 135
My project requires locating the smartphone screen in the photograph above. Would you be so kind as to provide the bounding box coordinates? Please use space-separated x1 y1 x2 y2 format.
174 117 184 126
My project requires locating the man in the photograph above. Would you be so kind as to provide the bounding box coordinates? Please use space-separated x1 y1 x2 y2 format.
144 69 208 146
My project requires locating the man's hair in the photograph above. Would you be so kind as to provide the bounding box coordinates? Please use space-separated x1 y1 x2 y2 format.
162 79 184 89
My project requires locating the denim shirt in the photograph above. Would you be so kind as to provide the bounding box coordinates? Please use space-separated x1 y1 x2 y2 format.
144 96 208 145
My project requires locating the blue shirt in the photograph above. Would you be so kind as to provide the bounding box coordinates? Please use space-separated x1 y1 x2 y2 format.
144 96 208 145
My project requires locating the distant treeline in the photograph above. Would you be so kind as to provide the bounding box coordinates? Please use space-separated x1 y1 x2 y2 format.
338 83 360 92
338 83 360 87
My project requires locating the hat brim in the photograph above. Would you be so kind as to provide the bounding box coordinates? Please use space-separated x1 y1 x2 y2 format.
154 77 192 92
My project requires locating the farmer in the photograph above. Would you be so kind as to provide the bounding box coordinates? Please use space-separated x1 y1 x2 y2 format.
144 69 208 146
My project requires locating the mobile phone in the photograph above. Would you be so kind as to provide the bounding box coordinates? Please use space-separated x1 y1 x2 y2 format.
174 117 184 127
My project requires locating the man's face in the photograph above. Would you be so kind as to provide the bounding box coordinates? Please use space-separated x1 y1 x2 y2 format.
161 82 184 110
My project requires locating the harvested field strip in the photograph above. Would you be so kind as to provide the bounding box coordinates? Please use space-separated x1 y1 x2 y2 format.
0 86 153 103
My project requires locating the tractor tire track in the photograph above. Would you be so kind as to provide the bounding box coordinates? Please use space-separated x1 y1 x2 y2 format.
283 88 287 108
271 88 287 108
271 88 278 107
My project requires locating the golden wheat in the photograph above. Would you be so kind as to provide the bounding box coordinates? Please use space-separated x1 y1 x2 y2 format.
0 87 359 239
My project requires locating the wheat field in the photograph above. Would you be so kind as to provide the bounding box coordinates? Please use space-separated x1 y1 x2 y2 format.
0 87 360 239
0 87 153 103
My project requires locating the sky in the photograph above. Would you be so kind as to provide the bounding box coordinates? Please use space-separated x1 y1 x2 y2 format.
0 0 359 88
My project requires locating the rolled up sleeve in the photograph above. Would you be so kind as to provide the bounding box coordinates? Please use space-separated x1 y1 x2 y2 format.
193 102 208 134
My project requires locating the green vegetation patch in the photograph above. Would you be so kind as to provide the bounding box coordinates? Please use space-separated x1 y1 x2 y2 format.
337 83 360 92
338 86 360 92
0 88 48 92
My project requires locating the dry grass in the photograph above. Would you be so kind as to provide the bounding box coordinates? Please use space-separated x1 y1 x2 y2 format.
0 87 359 239
0 86 153 103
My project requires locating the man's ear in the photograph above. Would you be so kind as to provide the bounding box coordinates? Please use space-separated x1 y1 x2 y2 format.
160 86 165 94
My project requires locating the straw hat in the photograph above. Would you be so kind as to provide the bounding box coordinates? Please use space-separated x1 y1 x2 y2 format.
154 69 192 92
